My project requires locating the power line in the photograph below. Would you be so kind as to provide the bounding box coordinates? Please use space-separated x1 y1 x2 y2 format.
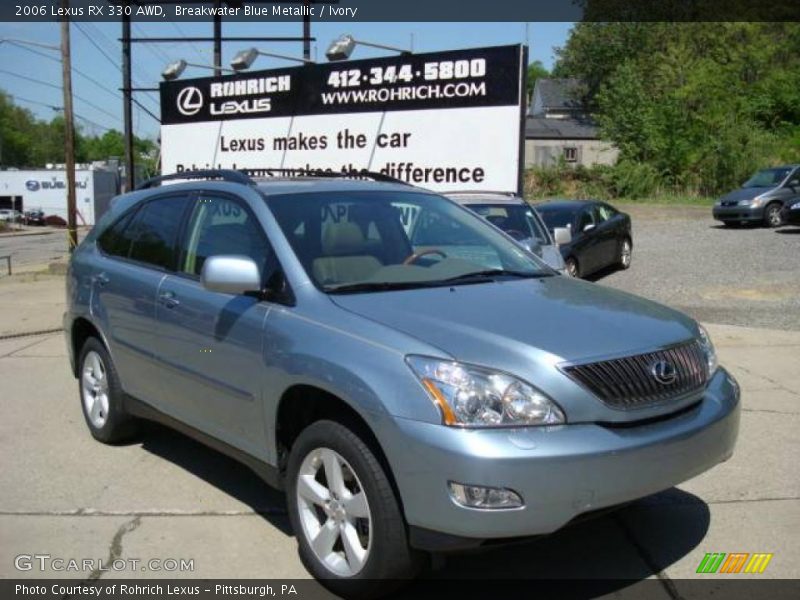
7 41 122 101
12 95 114 132
0 69 122 122
74 22 160 110
87 22 162 106
169 21 207 63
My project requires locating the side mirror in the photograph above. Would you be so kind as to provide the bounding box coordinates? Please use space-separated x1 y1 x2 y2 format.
582 223 596 233
201 255 261 295
553 227 572 246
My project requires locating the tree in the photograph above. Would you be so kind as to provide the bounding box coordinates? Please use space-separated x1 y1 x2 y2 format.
526 60 550 96
553 23 800 194
0 90 158 173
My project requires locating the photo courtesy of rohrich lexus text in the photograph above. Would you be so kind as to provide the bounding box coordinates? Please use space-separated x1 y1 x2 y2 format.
0 1 798 600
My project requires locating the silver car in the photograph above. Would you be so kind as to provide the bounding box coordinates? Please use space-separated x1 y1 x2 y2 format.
446 191 569 273
713 164 800 227
64 170 739 596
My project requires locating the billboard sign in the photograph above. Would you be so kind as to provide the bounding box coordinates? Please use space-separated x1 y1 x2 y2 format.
160 45 526 192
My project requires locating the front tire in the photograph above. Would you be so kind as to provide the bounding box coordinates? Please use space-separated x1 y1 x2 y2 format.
286 420 421 597
618 238 632 270
764 203 783 228
564 257 580 278
78 337 138 443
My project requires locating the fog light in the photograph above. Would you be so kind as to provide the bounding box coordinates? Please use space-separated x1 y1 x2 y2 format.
448 482 523 509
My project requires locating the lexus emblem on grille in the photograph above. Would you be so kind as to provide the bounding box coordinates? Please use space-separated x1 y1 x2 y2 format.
651 360 677 385
176 86 203 116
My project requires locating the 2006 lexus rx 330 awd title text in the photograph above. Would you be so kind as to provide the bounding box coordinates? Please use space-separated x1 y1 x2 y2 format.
64 170 739 596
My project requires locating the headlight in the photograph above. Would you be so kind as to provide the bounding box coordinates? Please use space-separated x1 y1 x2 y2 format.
791 201 800 210
406 356 565 427
738 199 753 206
698 325 718 376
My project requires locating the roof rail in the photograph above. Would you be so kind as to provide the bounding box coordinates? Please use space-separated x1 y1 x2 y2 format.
137 169 254 190
444 190 519 196
305 169 412 186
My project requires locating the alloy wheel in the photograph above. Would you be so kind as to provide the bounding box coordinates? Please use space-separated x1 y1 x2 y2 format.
565 258 579 277
621 240 632 267
81 350 109 428
296 447 372 577
766 205 782 227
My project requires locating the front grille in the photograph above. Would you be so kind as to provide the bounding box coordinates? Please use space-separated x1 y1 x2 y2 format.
562 341 709 409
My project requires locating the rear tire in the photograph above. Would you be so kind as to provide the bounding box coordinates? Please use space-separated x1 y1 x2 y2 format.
78 337 139 443
286 420 421 598
764 203 783 228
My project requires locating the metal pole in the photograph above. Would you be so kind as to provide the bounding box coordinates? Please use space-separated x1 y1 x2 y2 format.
60 0 78 252
122 10 135 192
213 1 222 77
303 0 311 60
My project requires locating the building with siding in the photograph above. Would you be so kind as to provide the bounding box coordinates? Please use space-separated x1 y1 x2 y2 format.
525 78 618 168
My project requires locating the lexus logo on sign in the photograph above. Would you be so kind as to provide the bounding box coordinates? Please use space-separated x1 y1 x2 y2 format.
176 86 203 116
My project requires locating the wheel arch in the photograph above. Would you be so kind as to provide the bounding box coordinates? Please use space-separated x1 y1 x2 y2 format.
69 316 110 378
273 384 406 515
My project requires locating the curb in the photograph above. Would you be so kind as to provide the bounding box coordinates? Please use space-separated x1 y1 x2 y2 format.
0 328 63 341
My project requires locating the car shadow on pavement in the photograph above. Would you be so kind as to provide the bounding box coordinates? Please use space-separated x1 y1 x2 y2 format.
408 487 709 596
138 421 292 535
134 423 710 594
775 227 800 234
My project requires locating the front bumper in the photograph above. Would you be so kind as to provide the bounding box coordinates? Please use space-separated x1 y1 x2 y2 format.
712 204 764 222
386 367 739 542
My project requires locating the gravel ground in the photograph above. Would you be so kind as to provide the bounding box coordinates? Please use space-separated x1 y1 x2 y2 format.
594 204 800 331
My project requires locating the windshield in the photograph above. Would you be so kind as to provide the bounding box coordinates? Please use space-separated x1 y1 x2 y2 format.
467 203 551 244
742 168 791 188
536 205 577 231
267 191 549 292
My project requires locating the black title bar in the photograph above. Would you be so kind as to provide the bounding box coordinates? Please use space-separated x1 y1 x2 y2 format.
3 0 799 22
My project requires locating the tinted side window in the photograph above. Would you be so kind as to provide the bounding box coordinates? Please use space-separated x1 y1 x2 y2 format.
577 209 595 231
180 194 272 277
97 209 137 257
128 195 191 270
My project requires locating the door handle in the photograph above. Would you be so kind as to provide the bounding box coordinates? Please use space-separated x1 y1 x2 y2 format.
158 290 180 308
92 273 109 287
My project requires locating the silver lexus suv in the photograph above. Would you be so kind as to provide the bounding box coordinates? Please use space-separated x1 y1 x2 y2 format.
64 170 740 596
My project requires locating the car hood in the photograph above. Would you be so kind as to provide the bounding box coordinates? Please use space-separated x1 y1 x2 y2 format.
331 278 701 423
331 277 696 365
718 186 774 202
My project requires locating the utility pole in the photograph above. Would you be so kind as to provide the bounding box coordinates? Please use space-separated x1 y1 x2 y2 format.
213 1 222 76
122 8 135 192
303 0 311 60
60 0 78 252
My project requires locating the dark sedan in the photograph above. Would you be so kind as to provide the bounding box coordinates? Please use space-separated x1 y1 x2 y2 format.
536 200 632 278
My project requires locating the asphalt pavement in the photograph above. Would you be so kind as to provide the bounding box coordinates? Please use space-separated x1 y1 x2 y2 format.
596 204 800 331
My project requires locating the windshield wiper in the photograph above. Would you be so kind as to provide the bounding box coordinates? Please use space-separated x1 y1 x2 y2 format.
326 281 437 294
442 269 549 283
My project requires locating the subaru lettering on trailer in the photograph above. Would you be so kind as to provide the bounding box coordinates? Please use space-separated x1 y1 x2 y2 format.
159 45 526 193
